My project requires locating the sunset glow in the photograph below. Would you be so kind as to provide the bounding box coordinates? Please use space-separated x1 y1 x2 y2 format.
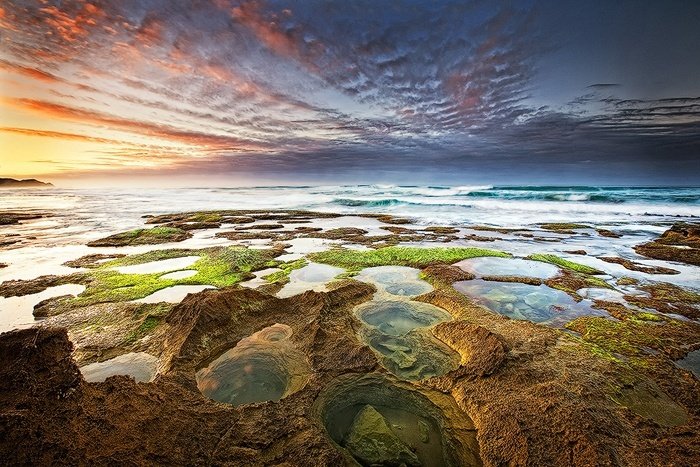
0 1 698 184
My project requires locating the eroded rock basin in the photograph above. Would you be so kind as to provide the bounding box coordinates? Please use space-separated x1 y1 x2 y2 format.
362 327 460 380
355 300 452 336
454 279 608 326
354 300 459 380
196 324 311 405
317 374 481 467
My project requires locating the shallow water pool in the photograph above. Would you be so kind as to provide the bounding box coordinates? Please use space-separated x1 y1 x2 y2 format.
356 266 433 297
0 283 85 333
454 279 608 326
455 257 560 279
355 300 452 336
159 269 197 280
196 324 310 406
136 285 214 303
675 350 700 379
81 352 158 382
276 262 345 298
114 256 200 274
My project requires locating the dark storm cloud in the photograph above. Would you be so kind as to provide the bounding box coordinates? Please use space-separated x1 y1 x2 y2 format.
1 0 699 182
587 84 620 89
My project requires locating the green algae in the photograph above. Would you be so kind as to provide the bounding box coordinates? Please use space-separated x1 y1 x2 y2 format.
641 282 700 304
308 246 510 272
632 312 664 322
87 226 190 247
122 302 172 344
528 253 602 275
187 212 223 223
263 258 308 284
123 316 160 344
616 276 639 286
49 246 279 311
539 223 590 231
565 317 653 356
564 310 696 360
543 270 613 301
102 249 197 268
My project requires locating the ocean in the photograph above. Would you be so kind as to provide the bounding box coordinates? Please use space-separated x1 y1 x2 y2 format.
1 185 699 244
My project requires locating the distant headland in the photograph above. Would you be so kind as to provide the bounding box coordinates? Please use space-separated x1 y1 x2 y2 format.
0 178 53 188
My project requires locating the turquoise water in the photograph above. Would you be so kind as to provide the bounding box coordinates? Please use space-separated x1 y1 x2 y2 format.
0 186 698 243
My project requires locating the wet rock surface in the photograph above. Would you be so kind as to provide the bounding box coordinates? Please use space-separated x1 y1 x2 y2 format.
87 227 192 247
635 222 700 266
0 211 50 225
1 210 700 465
599 255 680 274
1 280 697 465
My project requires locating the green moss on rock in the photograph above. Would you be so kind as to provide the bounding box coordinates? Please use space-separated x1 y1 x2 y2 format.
343 405 420 467
88 227 191 247
528 253 603 275
263 258 308 284
539 223 590 231
44 246 279 313
308 246 510 271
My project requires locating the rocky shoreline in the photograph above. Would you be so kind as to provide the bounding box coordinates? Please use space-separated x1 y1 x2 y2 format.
0 210 699 465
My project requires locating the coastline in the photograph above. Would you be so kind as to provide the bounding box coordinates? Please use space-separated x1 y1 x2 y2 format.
0 206 698 465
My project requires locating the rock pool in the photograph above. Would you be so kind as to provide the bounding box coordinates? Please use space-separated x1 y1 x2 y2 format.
354 300 459 380
317 374 481 467
114 256 200 274
675 349 700 379
0 283 85 332
455 257 560 279
136 285 214 303
454 279 608 326
159 269 197 280
196 324 311 406
355 300 452 336
81 352 158 383
356 265 433 297
276 262 344 298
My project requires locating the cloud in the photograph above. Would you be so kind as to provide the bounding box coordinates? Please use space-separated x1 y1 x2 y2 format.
4 97 268 151
0 59 64 83
0 0 698 181
0 126 123 144
587 83 621 89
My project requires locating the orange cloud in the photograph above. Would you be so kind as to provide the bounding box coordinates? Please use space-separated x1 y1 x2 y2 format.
0 6 18 31
232 1 297 57
4 98 267 152
39 3 106 43
0 60 63 83
135 16 165 48
0 126 125 145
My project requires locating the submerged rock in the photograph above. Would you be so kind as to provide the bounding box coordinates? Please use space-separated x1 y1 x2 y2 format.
344 405 421 467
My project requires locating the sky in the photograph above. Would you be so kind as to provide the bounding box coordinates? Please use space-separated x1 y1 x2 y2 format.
0 0 699 186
